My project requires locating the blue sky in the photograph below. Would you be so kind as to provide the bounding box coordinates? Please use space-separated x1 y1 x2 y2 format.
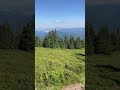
35 0 85 30
0 0 34 16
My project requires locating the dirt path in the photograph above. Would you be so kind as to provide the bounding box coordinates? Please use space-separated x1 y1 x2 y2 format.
62 84 85 90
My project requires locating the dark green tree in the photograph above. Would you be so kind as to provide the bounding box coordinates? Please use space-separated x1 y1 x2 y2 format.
43 30 60 48
81 39 85 48
96 26 112 55
86 22 95 55
19 19 34 51
43 35 50 48
59 37 65 48
111 31 117 51
75 37 81 49
35 36 42 47
68 35 75 49
0 23 14 49
64 36 69 49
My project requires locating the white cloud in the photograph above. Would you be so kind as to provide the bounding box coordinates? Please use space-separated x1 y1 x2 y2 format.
55 19 63 23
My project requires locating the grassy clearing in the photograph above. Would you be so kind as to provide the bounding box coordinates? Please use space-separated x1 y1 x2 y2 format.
86 51 120 89
0 49 34 90
35 47 85 90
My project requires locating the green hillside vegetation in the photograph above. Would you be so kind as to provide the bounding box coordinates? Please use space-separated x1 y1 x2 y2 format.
35 47 85 90
35 30 85 49
86 22 120 55
0 50 34 89
86 22 120 89
86 51 120 89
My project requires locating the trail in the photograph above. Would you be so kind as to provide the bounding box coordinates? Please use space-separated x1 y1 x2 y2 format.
62 84 85 90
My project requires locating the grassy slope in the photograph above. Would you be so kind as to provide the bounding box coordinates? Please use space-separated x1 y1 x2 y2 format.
87 51 120 89
35 47 85 90
0 50 34 90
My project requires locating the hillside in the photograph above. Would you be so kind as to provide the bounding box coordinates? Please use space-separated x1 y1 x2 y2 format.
87 51 120 89
35 47 85 90
0 50 34 89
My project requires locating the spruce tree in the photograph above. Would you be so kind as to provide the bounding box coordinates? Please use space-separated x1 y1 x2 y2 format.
19 19 34 51
75 37 81 49
35 36 42 47
59 37 65 48
86 23 95 55
111 31 117 51
81 39 85 48
64 36 69 49
0 23 14 49
68 35 75 49
43 30 60 48
43 36 50 48
96 26 112 55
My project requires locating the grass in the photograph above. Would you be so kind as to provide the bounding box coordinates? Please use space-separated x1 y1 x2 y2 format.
86 51 120 89
0 49 34 90
35 47 85 90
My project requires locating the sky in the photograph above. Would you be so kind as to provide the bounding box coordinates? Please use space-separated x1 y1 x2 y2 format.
87 0 120 6
0 0 34 15
0 0 34 31
35 0 85 30
86 0 120 29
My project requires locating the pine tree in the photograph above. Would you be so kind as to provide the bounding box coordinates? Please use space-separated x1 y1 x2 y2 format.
64 36 69 49
35 36 42 47
111 31 117 51
68 35 75 49
86 23 95 55
59 37 65 48
19 19 34 51
43 35 50 48
43 30 60 48
81 39 85 48
75 37 81 49
0 23 14 49
96 26 112 55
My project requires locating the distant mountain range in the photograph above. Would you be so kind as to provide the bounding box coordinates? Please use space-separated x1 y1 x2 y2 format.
35 28 85 39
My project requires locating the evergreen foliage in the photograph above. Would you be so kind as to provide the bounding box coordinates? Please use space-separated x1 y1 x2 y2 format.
0 19 34 51
36 30 85 50
86 23 120 55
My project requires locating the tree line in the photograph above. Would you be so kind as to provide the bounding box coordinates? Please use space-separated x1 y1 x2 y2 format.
35 30 85 49
86 22 120 55
0 19 34 51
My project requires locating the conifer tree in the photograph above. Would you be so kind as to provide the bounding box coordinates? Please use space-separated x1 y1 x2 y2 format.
111 31 117 51
19 19 34 51
59 37 65 48
68 35 75 49
64 36 69 49
35 36 42 47
75 37 81 49
86 23 95 55
96 26 112 55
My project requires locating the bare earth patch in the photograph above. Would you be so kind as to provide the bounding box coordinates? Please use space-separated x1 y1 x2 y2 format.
62 84 85 90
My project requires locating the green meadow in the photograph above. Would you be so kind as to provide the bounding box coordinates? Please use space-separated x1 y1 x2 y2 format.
87 51 120 89
35 47 85 90
0 50 34 90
